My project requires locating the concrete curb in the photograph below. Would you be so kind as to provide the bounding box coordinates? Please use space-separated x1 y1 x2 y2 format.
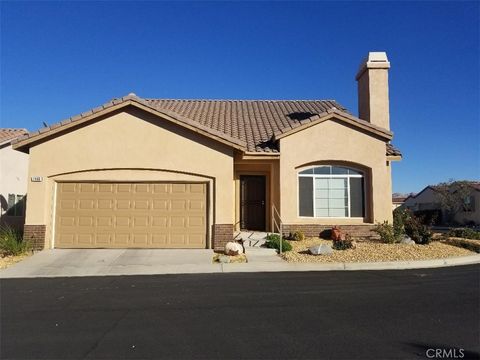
221 254 480 273
1 253 479 279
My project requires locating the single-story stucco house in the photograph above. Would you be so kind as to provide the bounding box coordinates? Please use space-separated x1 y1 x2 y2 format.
401 183 480 226
12 52 401 251
0 128 29 230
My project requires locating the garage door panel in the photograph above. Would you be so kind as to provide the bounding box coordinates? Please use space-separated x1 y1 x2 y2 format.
116 200 131 210
55 182 207 248
134 200 150 209
152 234 167 245
78 234 94 245
133 216 149 227
153 200 168 210
96 234 111 245
114 233 130 245
152 216 168 227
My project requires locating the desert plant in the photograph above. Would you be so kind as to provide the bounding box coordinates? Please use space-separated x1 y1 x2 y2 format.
266 233 280 242
288 230 305 241
393 208 409 238
373 221 399 244
332 237 353 250
448 228 480 240
393 208 433 245
0 226 31 257
265 234 292 252
404 214 432 245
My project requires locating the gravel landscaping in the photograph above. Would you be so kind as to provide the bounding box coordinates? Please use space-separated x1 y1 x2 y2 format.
213 253 247 263
0 254 30 269
281 238 476 263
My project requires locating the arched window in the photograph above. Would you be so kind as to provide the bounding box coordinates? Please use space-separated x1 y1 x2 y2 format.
298 165 365 218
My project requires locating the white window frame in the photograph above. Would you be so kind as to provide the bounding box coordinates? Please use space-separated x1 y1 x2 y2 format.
298 166 364 219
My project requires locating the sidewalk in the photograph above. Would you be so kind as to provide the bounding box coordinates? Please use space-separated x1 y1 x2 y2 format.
1 248 479 279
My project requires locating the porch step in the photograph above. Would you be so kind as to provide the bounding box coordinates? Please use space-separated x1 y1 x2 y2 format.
234 231 276 247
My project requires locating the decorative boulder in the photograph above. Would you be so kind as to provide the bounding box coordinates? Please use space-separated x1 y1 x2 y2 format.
331 226 345 241
309 244 333 255
225 241 244 255
400 236 415 245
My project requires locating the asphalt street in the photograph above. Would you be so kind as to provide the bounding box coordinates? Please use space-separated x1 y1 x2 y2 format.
1 265 479 359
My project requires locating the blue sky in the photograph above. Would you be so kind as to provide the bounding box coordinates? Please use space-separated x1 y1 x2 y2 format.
1 1 478 193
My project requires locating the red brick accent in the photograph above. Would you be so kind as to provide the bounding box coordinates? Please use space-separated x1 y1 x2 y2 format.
23 225 46 251
282 224 379 241
212 224 233 250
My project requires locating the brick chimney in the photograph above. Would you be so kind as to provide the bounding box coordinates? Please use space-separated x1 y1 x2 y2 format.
355 52 390 130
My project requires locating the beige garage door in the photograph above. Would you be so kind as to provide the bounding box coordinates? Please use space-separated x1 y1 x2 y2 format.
54 182 207 248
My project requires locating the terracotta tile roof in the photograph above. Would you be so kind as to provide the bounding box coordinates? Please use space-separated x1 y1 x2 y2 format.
386 143 402 157
12 94 400 156
0 128 28 145
145 99 349 153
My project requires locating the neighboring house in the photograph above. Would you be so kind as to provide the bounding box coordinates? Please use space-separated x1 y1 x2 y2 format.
12 52 402 250
392 196 407 210
0 128 29 229
402 183 480 226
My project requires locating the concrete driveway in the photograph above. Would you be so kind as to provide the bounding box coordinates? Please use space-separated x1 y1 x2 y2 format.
0 249 218 278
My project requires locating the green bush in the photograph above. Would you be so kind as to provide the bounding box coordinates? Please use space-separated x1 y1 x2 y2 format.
404 215 432 245
444 238 480 253
287 230 305 241
265 234 292 252
373 221 399 244
393 208 409 239
0 226 31 257
448 228 480 240
332 238 353 250
393 208 433 245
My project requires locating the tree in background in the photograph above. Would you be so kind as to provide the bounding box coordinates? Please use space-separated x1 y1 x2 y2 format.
434 180 473 224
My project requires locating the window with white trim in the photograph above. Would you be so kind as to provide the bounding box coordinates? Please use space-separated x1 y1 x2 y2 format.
6 194 25 216
298 166 365 218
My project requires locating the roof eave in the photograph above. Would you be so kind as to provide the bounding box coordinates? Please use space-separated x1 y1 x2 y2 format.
12 97 247 153
387 155 402 161
272 109 393 142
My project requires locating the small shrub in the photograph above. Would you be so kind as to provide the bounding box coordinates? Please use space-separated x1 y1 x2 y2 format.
266 233 280 241
373 221 399 244
444 238 480 253
404 215 432 245
394 208 433 245
288 230 305 241
448 228 480 240
265 234 292 252
393 208 409 239
332 236 353 250
0 226 31 257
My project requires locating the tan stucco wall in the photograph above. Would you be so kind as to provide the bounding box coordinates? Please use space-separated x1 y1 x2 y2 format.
454 190 480 225
279 119 393 225
25 107 234 248
403 188 440 211
357 68 390 130
0 144 29 215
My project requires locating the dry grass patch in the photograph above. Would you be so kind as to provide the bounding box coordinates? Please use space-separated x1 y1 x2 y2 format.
0 253 31 269
282 238 476 263
213 253 248 263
